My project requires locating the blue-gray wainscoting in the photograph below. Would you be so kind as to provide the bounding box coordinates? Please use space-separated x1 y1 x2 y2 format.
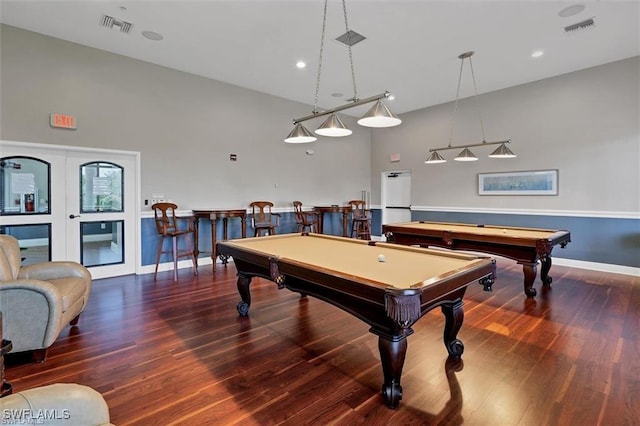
141 211 349 266
369 209 639 268
141 209 639 270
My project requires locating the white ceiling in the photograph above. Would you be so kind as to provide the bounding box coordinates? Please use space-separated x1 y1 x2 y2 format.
1 1 639 116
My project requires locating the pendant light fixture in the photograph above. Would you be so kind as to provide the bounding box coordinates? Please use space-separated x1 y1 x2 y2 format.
425 51 515 163
284 0 400 143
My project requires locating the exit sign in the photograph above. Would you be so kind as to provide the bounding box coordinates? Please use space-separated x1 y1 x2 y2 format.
50 113 77 129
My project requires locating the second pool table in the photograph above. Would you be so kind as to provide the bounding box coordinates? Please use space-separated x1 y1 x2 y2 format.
383 221 571 297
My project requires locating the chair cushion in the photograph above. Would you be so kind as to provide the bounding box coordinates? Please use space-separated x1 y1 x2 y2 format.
48 276 87 312
0 235 23 281
254 221 274 228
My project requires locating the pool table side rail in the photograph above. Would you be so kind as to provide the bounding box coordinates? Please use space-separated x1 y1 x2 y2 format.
382 221 571 247
416 221 561 233
383 223 571 249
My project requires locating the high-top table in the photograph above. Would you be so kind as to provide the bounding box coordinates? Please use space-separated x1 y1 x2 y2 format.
313 205 351 237
192 209 247 271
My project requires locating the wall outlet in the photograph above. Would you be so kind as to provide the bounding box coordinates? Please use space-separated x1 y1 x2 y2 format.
151 193 165 205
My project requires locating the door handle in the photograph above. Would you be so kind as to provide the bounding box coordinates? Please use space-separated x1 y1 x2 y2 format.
69 214 81 219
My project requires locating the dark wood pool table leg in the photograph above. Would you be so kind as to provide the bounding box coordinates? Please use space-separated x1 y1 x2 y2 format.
441 299 465 358
378 337 407 409
540 254 553 286
521 262 538 298
236 273 252 316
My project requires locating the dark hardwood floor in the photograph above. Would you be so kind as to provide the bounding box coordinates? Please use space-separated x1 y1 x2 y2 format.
4 257 639 425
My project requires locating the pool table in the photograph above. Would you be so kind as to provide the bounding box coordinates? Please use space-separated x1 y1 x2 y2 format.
217 233 495 408
383 221 571 297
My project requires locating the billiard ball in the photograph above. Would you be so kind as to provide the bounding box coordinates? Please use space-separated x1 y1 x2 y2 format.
378 254 386 262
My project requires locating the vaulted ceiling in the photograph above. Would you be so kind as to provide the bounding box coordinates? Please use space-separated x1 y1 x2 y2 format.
1 1 638 115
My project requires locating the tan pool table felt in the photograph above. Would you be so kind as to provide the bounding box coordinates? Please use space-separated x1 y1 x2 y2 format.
222 233 490 290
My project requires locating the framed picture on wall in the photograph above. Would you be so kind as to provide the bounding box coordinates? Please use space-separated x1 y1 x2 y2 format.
478 170 558 195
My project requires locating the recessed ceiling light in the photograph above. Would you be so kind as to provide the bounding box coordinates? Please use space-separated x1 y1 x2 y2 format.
558 4 585 18
142 30 163 41
296 61 306 69
531 50 544 58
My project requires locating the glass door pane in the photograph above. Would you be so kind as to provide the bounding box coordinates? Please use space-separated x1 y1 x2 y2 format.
1 156 51 215
0 223 51 265
80 220 124 267
80 162 123 213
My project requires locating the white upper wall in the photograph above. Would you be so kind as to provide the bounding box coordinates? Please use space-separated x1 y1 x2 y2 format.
371 56 640 214
0 25 372 210
2 25 638 215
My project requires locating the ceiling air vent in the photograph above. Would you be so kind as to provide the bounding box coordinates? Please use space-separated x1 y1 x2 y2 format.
100 15 133 34
335 30 366 47
564 17 595 34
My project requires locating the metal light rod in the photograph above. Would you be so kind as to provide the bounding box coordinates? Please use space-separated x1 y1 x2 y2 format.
428 139 512 152
293 92 390 124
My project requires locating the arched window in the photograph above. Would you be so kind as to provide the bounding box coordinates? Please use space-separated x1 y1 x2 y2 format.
0 156 51 215
80 161 123 213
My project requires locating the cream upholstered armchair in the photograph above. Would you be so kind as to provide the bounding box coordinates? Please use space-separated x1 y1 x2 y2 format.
1 383 113 425
0 235 92 361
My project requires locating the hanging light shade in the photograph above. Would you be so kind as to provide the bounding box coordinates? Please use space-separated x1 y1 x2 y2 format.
488 143 517 158
454 147 478 161
357 100 402 128
284 123 317 143
424 151 446 164
315 113 352 137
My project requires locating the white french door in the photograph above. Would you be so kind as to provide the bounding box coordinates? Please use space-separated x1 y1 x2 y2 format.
65 152 137 278
0 141 139 279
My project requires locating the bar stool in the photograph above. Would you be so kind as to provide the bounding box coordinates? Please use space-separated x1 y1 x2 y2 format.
348 199 371 240
152 202 198 281
293 200 319 233
249 201 280 236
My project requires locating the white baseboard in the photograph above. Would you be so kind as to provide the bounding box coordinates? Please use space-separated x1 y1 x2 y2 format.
138 256 214 275
553 257 639 277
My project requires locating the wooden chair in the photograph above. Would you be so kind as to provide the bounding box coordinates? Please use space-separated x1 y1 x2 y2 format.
293 201 319 233
151 202 198 281
249 201 281 236
348 199 371 240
